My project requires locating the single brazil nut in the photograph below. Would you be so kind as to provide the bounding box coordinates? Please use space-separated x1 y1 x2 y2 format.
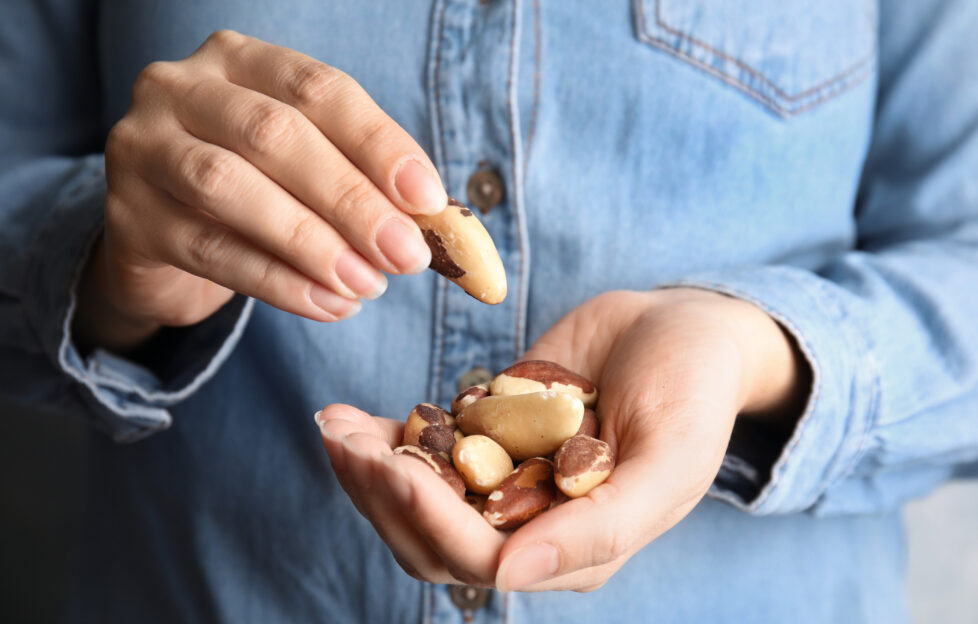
452 435 514 495
402 403 463 461
456 391 584 461
489 360 598 408
450 383 490 416
554 435 615 499
576 408 600 438
412 197 507 305
483 458 558 530
393 445 466 500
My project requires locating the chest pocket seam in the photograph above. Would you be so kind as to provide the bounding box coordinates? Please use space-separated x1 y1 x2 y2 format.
633 0 876 117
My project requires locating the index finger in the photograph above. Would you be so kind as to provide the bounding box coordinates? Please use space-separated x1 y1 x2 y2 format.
199 30 446 216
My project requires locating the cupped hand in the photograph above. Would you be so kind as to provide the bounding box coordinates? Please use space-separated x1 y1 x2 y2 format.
316 288 808 591
77 30 446 351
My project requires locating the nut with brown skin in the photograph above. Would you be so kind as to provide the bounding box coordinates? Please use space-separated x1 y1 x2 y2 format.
412 197 507 305
393 445 465 500
483 458 558 530
465 493 488 514
489 360 598 407
402 403 463 461
450 383 489 416
576 408 600 438
554 435 615 498
452 435 514 494
456 391 584 461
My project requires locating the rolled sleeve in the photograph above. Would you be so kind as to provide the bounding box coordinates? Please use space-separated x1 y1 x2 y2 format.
17 154 253 443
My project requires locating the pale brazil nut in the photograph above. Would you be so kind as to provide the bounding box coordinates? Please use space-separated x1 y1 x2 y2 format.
402 403 462 460
483 458 558 530
412 197 507 305
554 435 615 498
456 391 584 461
393 445 466 499
452 435 514 495
489 360 598 407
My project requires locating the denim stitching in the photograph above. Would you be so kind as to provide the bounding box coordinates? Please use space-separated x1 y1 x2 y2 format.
523 0 542 181
426 0 450 403
508 0 529 358
634 0 875 117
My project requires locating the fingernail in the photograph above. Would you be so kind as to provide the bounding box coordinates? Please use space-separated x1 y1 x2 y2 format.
376 219 431 274
309 284 362 320
335 249 387 300
394 159 447 215
498 543 560 592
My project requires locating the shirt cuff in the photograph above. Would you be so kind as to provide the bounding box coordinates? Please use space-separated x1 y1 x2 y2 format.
22 154 254 443
660 265 882 515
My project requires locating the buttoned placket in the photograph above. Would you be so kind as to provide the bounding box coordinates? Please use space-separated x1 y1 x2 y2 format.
422 0 527 622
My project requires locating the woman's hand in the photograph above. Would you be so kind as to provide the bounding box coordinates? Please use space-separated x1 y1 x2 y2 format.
76 30 445 352
316 288 809 590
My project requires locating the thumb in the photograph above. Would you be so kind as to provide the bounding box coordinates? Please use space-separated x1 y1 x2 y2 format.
494 432 708 592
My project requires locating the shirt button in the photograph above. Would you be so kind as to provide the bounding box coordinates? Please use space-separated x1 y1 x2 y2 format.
449 584 492 611
457 366 493 392
466 165 505 214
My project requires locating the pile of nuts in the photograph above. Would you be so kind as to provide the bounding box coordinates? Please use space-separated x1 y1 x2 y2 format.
393 360 615 530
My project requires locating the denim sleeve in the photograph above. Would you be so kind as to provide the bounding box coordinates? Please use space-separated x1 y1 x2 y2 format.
671 0 978 516
0 1 252 443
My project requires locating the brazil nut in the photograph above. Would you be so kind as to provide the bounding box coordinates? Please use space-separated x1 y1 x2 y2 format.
412 197 507 305
482 458 558 530
489 360 598 407
554 435 615 498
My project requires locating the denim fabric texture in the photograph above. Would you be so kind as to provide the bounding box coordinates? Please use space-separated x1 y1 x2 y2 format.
2 0 977 622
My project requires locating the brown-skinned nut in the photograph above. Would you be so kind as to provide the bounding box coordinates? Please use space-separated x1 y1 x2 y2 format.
483 458 557 530
402 403 463 461
489 360 598 407
451 383 490 416
456 391 584 461
393 445 465 499
412 197 507 305
554 435 615 498
576 408 600 438
452 435 514 494
465 493 488 513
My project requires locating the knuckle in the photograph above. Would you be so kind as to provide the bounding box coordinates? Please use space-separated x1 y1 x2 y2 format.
133 61 180 102
350 118 395 157
285 61 344 108
105 119 137 166
252 257 283 296
204 29 245 52
242 101 300 155
284 214 319 252
331 174 376 221
178 144 237 204
187 225 233 270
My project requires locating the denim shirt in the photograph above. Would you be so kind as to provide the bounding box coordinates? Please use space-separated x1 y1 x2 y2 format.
2 0 978 622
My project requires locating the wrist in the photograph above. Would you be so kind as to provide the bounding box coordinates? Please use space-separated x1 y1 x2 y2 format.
729 298 811 428
72 235 162 354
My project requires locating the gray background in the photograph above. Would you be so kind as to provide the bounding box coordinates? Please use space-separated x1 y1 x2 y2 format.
1 402 975 623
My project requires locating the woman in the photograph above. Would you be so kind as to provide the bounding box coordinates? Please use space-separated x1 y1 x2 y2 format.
1 1 976 621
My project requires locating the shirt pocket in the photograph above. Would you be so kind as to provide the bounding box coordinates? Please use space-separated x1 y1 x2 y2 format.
633 0 877 117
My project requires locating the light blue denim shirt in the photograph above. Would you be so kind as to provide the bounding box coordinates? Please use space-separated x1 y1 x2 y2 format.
2 0 978 622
